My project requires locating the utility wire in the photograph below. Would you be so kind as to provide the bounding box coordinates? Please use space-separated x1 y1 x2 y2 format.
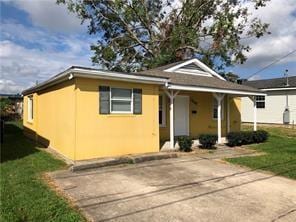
247 49 296 80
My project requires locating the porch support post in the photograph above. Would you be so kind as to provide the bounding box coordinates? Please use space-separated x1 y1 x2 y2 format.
213 93 225 144
249 96 257 131
227 95 230 133
164 89 179 149
253 97 257 131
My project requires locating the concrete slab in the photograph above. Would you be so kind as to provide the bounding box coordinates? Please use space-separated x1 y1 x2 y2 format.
71 152 178 171
49 156 296 222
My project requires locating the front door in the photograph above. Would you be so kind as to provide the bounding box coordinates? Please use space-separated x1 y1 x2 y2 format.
174 96 189 136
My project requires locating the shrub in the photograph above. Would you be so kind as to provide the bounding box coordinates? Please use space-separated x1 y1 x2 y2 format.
253 130 269 143
198 134 218 149
177 136 193 152
227 130 269 147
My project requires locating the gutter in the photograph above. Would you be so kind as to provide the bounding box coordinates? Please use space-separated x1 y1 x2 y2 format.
22 67 169 95
165 84 266 96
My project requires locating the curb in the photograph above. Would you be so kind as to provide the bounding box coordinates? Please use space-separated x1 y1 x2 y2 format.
70 152 178 172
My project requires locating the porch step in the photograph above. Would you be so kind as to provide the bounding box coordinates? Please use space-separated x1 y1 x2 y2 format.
70 152 178 172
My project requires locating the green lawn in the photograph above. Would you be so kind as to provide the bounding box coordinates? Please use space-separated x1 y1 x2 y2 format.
227 125 296 179
0 121 85 222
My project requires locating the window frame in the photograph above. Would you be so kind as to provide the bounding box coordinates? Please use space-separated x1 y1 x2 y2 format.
159 94 166 127
27 95 33 123
255 96 265 109
212 98 224 120
109 87 133 114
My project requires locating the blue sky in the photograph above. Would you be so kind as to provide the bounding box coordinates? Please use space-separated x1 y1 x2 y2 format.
0 0 295 94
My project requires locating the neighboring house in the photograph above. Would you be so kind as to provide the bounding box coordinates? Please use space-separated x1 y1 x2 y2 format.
22 59 263 161
241 76 296 125
0 94 23 117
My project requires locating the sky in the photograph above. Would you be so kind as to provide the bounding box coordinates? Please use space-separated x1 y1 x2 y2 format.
0 0 296 94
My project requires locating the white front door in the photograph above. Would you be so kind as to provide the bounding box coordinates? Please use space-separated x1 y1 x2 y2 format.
174 96 189 136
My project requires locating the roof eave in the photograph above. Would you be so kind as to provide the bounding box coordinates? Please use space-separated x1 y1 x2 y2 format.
166 84 266 96
22 68 169 95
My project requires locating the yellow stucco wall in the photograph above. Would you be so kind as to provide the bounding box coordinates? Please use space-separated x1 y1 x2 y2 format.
23 80 76 160
74 78 160 160
159 91 241 141
23 77 242 161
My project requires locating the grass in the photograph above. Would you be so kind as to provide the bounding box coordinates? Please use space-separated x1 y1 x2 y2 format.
0 121 85 222
226 124 296 179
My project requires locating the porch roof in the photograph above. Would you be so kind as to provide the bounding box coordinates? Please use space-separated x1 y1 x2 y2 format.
139 63 264 96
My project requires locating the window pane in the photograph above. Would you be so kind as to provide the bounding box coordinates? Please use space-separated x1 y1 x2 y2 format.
111 88 131 100
213 108 218 119
159 110 162 124
111 100 131 112
159 95 162 110
256 102 265 108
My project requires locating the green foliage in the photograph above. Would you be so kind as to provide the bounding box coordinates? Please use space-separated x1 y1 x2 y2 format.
227 130 269 147
57 0 270 71
0 98 12 113
198 134 218 149
227 126 296 179
0 122 85 221
177 136 193 152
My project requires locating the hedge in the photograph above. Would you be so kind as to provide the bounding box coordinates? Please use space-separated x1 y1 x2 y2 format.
198 134 218 148
176 136 193 152
227 130 269 147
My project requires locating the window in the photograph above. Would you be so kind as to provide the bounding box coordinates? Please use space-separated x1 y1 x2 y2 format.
213 99 224 119
27 96 33 122
159 95 166 127
110 88 132 113
255 96 265 109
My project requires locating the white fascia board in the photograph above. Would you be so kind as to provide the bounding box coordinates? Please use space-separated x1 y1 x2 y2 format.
174 69 212 77
164 58 226 81
22 70 71 95
167 84 266 96
72 68 168 85
261 87 296 91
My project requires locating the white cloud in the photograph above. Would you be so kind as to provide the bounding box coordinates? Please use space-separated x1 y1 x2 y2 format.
240 0 296 68
10 0 85 33
0 79 24 94
0 22 94 94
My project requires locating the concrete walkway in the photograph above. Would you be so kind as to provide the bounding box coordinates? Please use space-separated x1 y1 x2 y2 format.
49 155 296 222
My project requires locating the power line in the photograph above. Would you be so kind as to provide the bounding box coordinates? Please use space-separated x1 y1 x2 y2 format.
247 49 296 80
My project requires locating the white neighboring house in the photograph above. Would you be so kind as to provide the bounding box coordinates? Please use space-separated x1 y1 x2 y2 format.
241 76 296 125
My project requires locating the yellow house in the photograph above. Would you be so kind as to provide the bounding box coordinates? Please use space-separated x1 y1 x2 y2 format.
22 59 264 161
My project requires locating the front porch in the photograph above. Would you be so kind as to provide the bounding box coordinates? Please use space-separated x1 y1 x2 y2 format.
159 88 261 150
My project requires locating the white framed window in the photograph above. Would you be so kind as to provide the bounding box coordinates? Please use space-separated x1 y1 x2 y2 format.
110 87 133 113
159 94 166 127
213 99 224 119
255 96 265 109
27 95 33 122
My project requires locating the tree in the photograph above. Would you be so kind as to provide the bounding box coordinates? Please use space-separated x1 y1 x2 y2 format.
57 0 269 72
220 72 240 83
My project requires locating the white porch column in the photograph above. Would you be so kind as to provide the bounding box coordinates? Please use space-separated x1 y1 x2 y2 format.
253 97 257 131
169 91 175 149
165 89 179 149
213 93 225 144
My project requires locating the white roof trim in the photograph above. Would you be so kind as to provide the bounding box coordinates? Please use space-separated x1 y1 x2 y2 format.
23 67 169 95
164 58 226 81
167 84 266 96
71 68 168 84
261 87 296 91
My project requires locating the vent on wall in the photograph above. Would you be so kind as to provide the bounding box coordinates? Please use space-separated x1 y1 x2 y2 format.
174 62 212 77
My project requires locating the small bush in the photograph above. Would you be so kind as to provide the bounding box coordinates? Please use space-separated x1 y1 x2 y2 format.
177 136 193 152
253 130 269 143
199 134 218 149
227 130 269 147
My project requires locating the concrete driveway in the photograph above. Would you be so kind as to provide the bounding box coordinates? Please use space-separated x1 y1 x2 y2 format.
50 156 296 222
